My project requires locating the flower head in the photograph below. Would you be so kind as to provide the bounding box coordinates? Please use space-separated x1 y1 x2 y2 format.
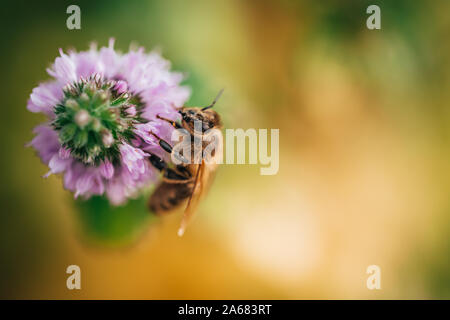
28 39 190 205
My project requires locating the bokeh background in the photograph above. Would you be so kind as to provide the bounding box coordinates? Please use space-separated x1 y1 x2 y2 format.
0 0 449 299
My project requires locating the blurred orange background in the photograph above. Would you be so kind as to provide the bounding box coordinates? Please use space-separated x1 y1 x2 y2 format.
0 0 449 299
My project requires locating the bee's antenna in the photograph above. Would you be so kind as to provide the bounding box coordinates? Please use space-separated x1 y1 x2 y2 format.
202 88 224 110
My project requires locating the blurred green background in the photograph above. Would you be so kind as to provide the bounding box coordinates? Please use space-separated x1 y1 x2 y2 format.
0 0 449 299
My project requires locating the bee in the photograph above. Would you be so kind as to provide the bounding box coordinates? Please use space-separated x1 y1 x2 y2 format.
147 89 224 236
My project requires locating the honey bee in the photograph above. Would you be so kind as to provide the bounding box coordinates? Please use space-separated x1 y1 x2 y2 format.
147 90 223 236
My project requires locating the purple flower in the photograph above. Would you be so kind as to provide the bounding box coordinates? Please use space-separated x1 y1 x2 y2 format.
28 39 190 205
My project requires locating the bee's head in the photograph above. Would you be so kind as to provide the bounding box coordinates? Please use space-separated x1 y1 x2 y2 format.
179 107 221 132
178 89 224 132
179 107 199 123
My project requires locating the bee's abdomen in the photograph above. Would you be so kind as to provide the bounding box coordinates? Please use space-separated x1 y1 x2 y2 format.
149 181 194 214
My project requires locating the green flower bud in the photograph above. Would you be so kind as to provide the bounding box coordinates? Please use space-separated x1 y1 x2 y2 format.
52 75 144 165
75 109 91 128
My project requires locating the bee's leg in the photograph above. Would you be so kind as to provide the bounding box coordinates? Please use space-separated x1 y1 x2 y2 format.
148 153 167 172
148 153 191 180
149 131 189 163
149 131 174 154
157 114 182 129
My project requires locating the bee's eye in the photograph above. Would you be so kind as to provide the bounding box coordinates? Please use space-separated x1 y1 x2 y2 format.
188 110 195 115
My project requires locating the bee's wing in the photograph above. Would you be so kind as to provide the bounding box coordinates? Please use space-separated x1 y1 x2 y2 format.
177 162 206 236
177 131 222 236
